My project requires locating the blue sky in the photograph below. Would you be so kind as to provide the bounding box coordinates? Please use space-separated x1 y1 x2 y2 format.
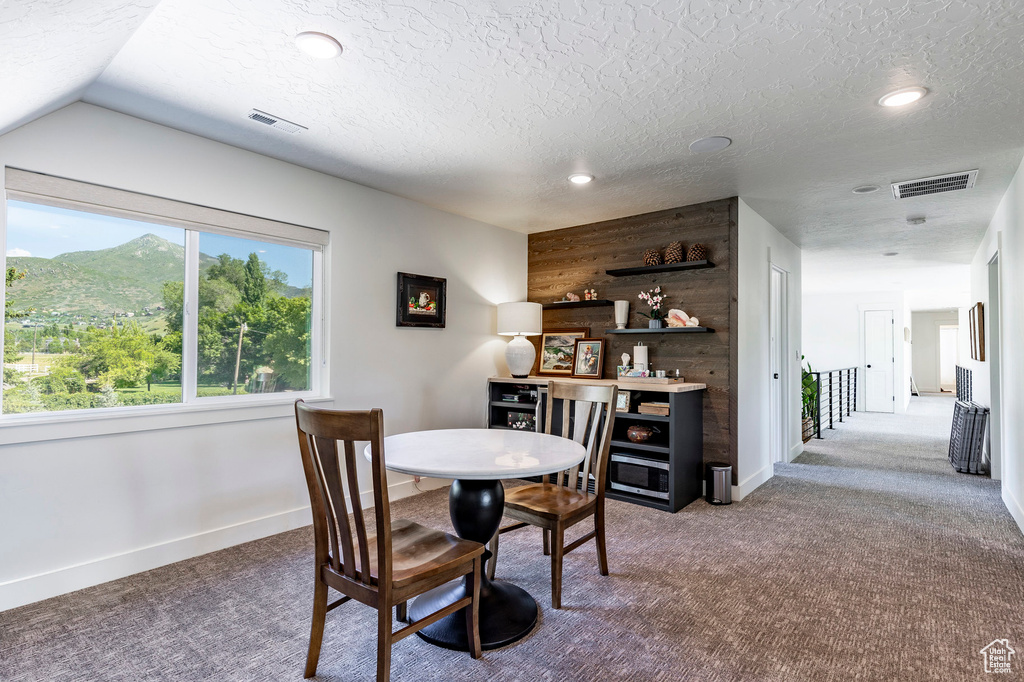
6 201 312 287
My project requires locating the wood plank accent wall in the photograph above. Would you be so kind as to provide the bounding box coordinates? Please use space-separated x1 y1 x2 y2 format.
528 197 739 479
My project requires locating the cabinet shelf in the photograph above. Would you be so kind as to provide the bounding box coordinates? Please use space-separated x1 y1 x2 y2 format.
605 327 715 334
610 439 670 454
606 260 714 276
491 401 538 409
616 411 671 423
605 488 673 511
541 299 614 310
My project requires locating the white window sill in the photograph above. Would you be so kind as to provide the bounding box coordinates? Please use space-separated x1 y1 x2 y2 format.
0 394 334 446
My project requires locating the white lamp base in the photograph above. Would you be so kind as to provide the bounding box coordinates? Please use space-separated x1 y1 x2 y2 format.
505 335 536 378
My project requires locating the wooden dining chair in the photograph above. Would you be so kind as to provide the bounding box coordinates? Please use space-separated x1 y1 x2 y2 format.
488 381 618 608
294 401 484 681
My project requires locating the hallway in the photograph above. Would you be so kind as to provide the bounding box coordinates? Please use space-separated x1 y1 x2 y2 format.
775 394 1024 678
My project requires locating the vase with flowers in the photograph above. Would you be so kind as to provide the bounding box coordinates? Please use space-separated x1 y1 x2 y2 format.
637 287 667 328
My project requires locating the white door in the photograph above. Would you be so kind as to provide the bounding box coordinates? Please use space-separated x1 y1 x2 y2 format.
769 267 787 464
938 325 958 392
864 310 894 412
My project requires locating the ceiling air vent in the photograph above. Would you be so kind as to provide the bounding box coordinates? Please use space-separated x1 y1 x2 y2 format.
891 170 977 199
246 109 307 134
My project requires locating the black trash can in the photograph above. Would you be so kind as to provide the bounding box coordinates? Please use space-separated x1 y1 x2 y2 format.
705 462 732 505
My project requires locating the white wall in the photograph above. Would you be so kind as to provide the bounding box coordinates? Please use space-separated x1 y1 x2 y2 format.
0 103 527 610
736 199 802 500
911 310 960 393
802 290 911 414
967 153 1024 535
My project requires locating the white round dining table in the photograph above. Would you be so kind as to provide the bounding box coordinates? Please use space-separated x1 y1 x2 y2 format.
380 428 587 479
367 428 586 651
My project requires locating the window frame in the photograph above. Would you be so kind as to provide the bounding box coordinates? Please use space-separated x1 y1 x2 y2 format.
1 168 329 431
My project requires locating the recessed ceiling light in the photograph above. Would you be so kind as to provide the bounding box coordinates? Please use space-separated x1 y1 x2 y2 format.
883 252 899 257
568 173 594 185
878 86 928 107
688 136 732 153
852 185 880 194
295 31 343 59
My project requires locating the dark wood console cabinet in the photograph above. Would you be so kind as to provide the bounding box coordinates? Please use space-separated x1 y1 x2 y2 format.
487 377 705 512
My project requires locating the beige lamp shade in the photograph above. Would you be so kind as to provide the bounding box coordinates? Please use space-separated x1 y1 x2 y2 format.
497 302 542 336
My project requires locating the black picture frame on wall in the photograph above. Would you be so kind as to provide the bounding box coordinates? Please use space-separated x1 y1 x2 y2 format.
396 272 447 328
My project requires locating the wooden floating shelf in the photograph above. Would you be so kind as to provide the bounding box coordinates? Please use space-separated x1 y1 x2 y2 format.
604 327 715 334
541 299 614 310
605 260 714 276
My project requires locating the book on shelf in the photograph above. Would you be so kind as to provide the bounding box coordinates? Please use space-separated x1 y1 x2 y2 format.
638 402 670 416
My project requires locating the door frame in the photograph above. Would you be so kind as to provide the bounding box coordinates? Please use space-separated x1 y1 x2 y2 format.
988 252 1002 481
769 265 789 465
936 323 959 393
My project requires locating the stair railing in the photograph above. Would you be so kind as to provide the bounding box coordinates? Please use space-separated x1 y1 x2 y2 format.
803 367 858 440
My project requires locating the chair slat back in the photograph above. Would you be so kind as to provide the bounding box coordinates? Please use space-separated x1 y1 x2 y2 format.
295 401 391 588
544 382 618 493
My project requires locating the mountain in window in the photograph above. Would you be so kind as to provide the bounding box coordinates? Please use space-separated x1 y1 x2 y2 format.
6 234 215 330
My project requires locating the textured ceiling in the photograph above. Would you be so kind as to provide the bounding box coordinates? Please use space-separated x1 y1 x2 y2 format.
0 0 160 136
5 1 1024 305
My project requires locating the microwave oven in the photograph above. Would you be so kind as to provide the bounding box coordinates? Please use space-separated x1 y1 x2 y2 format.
608 453 669 500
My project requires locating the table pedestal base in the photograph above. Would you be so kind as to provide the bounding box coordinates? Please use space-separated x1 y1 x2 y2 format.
408 574 538 651
408 478 538 650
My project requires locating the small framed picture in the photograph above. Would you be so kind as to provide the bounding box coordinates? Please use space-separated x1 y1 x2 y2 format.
536 328 589 376
397 272 446 328
571 338 604 379
616 391 631 413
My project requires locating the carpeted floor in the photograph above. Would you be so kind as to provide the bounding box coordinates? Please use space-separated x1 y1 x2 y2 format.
2 396 1022 681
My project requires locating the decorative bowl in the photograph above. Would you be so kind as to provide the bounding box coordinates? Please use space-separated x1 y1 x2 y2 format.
627 425 659 443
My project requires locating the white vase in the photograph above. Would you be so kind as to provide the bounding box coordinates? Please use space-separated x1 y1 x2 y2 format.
614 300 630 329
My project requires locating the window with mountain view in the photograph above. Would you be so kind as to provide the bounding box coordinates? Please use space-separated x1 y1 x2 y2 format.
190 233 313 397
3 192 322 416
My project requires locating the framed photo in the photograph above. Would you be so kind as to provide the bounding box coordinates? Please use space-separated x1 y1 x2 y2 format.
397 272 446 328
616 391 631 413
536 328 589 376
571 338 605 379
969 302 985 361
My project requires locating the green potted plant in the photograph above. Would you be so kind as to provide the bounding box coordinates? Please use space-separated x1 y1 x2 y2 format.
801 356 816 441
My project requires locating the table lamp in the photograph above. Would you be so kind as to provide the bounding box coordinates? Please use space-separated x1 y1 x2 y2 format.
497 301 542 378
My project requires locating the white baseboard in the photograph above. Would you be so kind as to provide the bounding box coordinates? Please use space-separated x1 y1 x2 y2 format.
733 463 773 502
1003 484 1024 538
788 441 804 462
0 479 435 613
